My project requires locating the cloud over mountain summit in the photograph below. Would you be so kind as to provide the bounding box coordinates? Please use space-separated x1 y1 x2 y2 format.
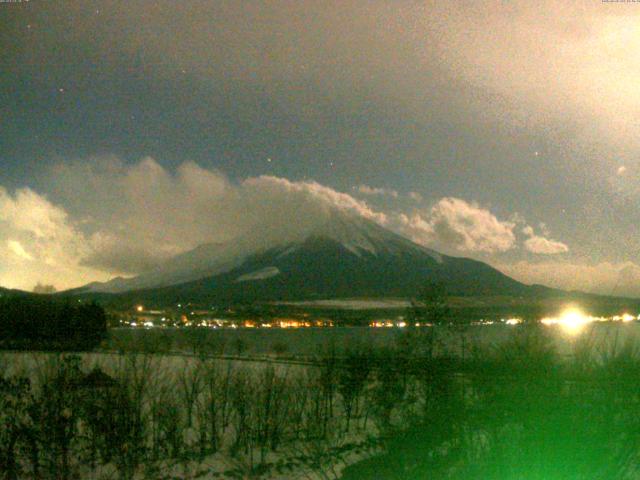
0 156 577 293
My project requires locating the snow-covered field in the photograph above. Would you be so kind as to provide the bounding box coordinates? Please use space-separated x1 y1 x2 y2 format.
274 299 412 310
0 350 380 480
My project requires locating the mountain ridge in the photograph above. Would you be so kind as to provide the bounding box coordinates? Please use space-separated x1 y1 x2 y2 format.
68 212 557 305
83 212 446 294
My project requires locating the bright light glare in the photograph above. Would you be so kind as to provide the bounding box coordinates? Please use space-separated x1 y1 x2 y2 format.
540 307 638 333
541 308 591 335
559 309 589 334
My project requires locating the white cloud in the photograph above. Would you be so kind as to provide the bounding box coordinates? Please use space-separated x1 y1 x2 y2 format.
431 198 517 253
400 197 516 254
250 176 387 224
45 158 524 279
0 156 570 290
355 184 399 198
0 187 109 290
524 236 569 255
7 240 33 261
521 224 569 255
392 212 434 246
49 157 234 261
36 158 389 285
398 200 569 257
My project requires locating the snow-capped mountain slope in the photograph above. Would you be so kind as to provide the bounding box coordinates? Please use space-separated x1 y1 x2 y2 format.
86 211 442 294
79 211 535 302
88 241 248 293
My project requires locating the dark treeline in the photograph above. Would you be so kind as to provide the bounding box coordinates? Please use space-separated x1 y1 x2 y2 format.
0 296 107 350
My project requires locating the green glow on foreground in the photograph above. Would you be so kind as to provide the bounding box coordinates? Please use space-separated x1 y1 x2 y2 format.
341 324 640 480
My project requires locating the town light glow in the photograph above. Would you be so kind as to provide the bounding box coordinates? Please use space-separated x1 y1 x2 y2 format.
538 307 638 335
558 309 589 335
541 308 593 335
611 313 638 322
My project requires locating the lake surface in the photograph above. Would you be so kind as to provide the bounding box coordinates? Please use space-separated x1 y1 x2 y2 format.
106 322 640 359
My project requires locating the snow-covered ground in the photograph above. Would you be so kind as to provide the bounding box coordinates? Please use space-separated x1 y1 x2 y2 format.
0 351 380 480
275 299 411 310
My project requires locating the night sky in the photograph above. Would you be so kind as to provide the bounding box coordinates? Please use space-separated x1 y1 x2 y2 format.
2 0 640 295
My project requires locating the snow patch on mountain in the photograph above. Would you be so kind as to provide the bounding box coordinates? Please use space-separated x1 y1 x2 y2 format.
276 245 299 259
235 267 280 282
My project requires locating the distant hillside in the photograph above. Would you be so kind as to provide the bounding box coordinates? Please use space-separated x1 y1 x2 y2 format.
0 286 33 298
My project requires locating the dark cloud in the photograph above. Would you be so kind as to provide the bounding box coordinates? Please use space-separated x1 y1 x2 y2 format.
33 283 57 294
80 243 169 275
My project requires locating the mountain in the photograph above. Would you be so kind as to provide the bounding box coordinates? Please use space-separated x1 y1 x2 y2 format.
75 212 549 304
0 286 31 298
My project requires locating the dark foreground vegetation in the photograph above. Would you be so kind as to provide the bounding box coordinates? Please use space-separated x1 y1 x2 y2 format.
2 325 640 479
0 296 107 350
344 326 640 480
